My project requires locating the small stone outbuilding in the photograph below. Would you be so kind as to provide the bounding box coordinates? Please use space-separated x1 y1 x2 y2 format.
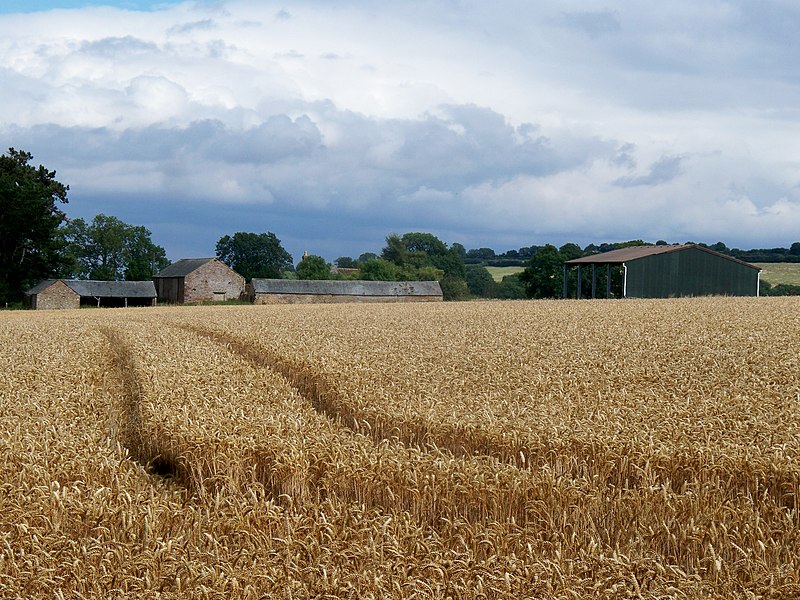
154 258 245 304
250 279 443 304
26 279 157 310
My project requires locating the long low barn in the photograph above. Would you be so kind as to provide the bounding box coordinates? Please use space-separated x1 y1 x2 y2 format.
250 279 443 304
26 279 157 309
563 244 761 299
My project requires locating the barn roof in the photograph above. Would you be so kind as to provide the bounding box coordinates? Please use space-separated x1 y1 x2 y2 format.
251 279 443 297
565 245 689 264
565 244 760 269
26 279 61 295
26 280 157 298
155 258 217 278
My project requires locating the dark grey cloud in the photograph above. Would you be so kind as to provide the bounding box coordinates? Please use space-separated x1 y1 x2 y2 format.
614 155 685 187
4 101 614 259
367 104 600 190
64 191 396 264
7 115 323 165
213 115 323 163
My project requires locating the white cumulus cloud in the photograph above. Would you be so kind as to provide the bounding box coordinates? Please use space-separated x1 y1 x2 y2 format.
1 0 799 261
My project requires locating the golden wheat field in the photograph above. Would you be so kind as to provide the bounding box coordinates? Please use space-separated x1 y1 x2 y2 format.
1 297 800 599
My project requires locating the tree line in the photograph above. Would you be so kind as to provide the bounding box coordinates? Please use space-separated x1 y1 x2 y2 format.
1 149 171 305
3 148 799 305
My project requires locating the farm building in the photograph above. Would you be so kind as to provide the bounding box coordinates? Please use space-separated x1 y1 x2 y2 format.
25 279 157 310
563 244 761 299
154 258 245 304
250 279 443 304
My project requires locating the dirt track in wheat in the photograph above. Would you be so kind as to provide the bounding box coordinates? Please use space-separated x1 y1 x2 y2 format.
1 297 799 598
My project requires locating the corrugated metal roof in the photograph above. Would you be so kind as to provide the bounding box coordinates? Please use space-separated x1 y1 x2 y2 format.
566 245 689 264
26 279 157 298
565 244 761 270
155 258 216 278
251 279 443 297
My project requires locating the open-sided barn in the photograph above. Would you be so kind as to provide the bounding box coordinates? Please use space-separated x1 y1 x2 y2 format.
250 279 443 304
564 244 761 298
26 280 157 309
154 258 245 304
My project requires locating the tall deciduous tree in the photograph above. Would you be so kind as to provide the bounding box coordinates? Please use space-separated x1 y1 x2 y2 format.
296 255 331 280
357 252 378 264
450 242 467 260
335 256 357 268
381 233 412 266
465 265 497 297
519 244 564 299
358 257 404 281
400 232 448 257
379 231 468 299
466 247 497 260
216 232 293 281
0 148 69 303
59 214 169 280
124 224 170 280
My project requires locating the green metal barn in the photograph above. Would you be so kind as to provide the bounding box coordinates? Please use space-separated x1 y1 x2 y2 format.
563 244 761 299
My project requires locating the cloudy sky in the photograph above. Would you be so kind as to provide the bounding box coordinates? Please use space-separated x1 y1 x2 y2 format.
2 1 799 263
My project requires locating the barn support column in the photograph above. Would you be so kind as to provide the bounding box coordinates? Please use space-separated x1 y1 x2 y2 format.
591 264 597 299
577 265 582 299
562 265 569 298
606 264 611 298
622 263 628 298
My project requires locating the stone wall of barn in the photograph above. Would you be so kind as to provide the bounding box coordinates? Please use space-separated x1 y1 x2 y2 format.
183 260 246 303
33 281 80 310
253 293 443 305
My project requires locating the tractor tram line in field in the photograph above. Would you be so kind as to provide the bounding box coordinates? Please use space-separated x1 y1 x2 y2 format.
178 322 527 466
177 324 353 435
100 322 540 526
3 298 800 596
100 326 199 491
180 307 800 518
164 299 800 593
181 320 800 526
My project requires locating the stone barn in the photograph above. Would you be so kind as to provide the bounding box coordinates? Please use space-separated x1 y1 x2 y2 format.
154 258 245 304
250 279 443 304
26 280 157 309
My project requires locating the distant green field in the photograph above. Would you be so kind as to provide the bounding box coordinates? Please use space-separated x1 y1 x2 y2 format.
754 263 800 286
485 266 525 282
